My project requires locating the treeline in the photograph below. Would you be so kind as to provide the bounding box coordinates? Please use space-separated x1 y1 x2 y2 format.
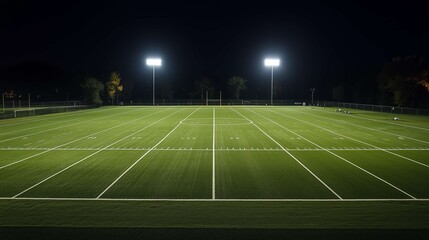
81 74 249 105
82 56 429 108
2 56 429 108
332 55 429 108
81 72 123 105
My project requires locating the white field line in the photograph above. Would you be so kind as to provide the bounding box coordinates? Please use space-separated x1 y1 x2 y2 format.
231 108 343 200
0 107 143 143
301 108 429 145
250 109 416 199
0 108 126 136
315 107 429 131
12 108 185 198
96 108 201 199
0 109 140 135
0 107 116 128
1 197 428 202
275 110 429 169
181 122 251 126
2 146 429 152
0 108 172 170
212 107 216 200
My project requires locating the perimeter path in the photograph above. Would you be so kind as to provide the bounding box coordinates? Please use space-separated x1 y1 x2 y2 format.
96 108 201 198
302 108 429 145
230 108 343 200
0 108 171 170
0 107 142 143
282 108 429 168
244 108 416 199
13 108 188 198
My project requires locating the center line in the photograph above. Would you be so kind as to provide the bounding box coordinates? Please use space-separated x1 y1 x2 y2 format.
212 107 216 200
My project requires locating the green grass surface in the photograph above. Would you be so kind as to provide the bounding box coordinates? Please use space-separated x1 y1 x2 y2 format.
0 106 428 239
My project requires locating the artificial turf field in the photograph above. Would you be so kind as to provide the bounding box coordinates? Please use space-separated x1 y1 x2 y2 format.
0 106 428 239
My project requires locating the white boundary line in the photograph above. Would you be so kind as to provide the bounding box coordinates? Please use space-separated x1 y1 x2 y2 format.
12 109 185 198
2 197 428 202
212 107 216 199
0 108 172 170
280 110 429 168
97 108 201 199
0 107 142 144
0 107 115 128
249 108 416 199
231 108 343 200
316 107 429 131
303 108 429 145
0 107 124 136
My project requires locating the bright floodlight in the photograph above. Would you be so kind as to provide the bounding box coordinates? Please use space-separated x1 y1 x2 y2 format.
146 58 162 66
264 58 280 67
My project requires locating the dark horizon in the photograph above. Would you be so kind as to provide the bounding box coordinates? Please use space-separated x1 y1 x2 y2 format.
1 0 429 105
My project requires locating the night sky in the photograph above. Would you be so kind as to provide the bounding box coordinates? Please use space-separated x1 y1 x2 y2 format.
1 0 428 102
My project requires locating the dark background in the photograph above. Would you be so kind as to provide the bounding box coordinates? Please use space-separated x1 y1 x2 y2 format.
1 0 428 104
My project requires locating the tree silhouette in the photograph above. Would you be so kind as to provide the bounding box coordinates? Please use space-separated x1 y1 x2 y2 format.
227 76 247 100
81 77 104 105
106 71 123 105
193 77 214 100
378 56 429 107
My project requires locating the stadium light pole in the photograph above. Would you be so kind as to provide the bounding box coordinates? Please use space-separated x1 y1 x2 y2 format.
310 88 315 106
146 58 162 106
264 58 280 105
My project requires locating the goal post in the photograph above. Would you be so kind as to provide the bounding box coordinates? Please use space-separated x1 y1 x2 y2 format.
207 99 222 106
205 91 222 106
12 105 90 118
14 109 35 118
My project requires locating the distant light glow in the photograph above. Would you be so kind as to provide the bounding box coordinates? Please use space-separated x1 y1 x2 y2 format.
264 58 280 67
146 58 162 66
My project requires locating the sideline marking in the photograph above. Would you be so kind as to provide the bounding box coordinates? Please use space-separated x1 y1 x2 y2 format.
1 197 427 202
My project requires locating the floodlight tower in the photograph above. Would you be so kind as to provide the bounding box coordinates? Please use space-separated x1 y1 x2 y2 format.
264 58 280 105
310 88 315 106
146 58 162 106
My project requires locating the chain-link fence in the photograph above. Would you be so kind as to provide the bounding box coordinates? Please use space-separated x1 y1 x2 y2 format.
126 99 309 106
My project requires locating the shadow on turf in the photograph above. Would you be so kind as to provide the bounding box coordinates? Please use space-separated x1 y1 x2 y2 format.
1 227 428 240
